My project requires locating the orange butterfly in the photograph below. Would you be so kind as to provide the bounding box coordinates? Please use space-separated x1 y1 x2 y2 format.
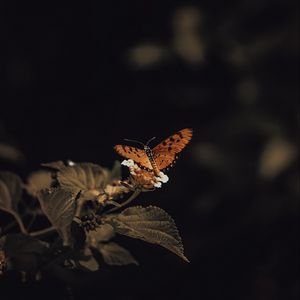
114 128 193 176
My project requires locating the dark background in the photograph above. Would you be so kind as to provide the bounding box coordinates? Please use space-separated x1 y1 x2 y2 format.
1 0 299 299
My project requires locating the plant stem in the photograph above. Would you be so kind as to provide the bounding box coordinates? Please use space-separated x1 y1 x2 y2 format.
29 226 56 237
104 189 141 214
1 219 17 233
1 209 28 235
26 213 37 231
10 210 28 234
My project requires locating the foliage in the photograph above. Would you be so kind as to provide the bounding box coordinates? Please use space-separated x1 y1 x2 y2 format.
0 172 22 216
106 206 188 262
0 161 188 282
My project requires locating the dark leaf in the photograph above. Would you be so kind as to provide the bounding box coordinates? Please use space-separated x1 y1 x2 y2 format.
0 249 6 275
57 163 109 195
78 247 99 271
41 161 66 171
88 223 115 246
37 189 76 244
26 170 52 197
3 234 48 273
12 253 38 272
98 242 138 266
0 236 5 249
108 206 189 262
0 142 24 163
71 221 86 249
0 172 22 213
4 234 48 257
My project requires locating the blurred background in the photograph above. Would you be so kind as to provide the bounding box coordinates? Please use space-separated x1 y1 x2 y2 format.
1 0 299 299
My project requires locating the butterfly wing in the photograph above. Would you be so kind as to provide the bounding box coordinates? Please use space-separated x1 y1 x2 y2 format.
114 145 153 170
152 128 193 170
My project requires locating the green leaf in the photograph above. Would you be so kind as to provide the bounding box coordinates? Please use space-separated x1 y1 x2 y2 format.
37 189 76 244
0 172 22 213
26 170 53 197
57 163 110 195
98 242 138 266
78 247 99 271
108 206 189 262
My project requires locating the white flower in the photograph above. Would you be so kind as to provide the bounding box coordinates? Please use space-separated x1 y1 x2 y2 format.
153 181 162 188
158 171 169 183
151 171 168 188
121 159 135 167
120 159 169 190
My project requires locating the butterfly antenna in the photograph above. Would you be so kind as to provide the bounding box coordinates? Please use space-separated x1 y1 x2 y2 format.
146 136 156 146
124 138 145 147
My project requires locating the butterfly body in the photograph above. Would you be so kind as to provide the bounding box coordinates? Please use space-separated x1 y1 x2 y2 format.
143 145 160 176
114 128 193 175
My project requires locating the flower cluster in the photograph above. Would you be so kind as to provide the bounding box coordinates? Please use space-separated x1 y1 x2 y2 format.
121 159 169 191
95 183 130 204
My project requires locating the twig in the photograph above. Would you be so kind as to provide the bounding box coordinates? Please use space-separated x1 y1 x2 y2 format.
104 189 141 214
26 213 37 231
29 226 56 237
1 219 18 233
1 210 28 235
9 210 28 234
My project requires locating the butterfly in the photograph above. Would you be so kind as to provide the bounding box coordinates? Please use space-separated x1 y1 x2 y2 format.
114 128 193 176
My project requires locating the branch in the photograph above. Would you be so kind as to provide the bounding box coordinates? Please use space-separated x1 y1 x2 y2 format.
29 226 56 237
0 208 28 235
26 213 37 231
9 210 28 234
1 219 18 234
104 189 141 214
